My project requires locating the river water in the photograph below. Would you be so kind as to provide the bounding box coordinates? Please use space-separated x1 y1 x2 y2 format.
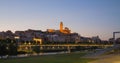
0 51 69 59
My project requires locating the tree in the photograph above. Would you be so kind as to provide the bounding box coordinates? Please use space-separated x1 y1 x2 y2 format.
0 41 8 58
8 43 17 56
32 46 40 55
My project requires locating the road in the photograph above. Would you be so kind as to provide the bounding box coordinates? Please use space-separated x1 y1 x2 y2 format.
88 54 120 63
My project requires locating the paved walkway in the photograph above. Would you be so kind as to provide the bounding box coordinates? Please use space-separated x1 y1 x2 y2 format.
88 54 120 63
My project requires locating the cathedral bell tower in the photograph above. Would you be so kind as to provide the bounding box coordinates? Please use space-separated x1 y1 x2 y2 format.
60 22 63 32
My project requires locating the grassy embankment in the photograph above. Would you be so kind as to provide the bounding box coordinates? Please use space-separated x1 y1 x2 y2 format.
0 52 95 63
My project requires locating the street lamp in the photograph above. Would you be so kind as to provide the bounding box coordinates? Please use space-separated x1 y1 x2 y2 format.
113 31 120 45
14 36 20 45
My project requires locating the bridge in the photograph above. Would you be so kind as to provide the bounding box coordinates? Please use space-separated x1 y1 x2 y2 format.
19 44 113 47
18 44 113 53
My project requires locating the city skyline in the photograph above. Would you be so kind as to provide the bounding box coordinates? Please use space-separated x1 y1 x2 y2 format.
0 0 120 40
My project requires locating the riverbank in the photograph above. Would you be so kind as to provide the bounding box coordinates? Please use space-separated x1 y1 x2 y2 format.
0 52 95 63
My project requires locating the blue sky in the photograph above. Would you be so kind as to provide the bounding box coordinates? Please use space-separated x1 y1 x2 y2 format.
0 0 120 40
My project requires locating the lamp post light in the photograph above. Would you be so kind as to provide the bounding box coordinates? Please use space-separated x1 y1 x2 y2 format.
113 32 120 45
14 36 20 45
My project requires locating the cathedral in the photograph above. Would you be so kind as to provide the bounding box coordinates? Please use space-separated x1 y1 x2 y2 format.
60 22 71 34
47 21 71 34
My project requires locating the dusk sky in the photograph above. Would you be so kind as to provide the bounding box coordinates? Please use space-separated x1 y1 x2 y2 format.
0 0 120 40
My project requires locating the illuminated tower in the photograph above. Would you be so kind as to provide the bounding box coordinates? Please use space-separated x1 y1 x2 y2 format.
60 22 63 32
